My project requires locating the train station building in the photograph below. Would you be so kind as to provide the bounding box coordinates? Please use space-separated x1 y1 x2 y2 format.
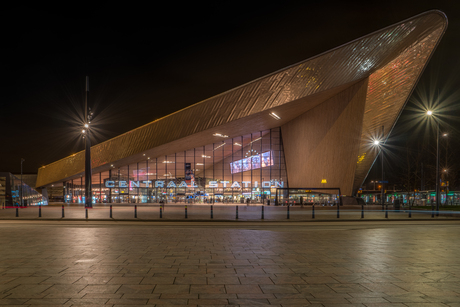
36 11 447 204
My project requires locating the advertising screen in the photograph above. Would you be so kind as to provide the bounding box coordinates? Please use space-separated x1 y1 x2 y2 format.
230 151 274 174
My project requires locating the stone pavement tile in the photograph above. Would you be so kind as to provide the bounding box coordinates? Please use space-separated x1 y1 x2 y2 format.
3 276 50 286
0 298 29 305
121 293 161 299
346 297 390 303
270 276 307 284
206 267 237 275
425 282 460 292
153 284 190 293
140 276 175 284
23 298 70 304
41 284 87 298
301 276 340 284
235 267 266 275
322 304 365 307
332 275 370 283
363 304 408 307
389 273 434 283
207 276 240 285
268 298 310 304
107 277 143 284
227 298 270 305
199 293 237 299
239 276 273 284
328 283 372 293
4 284 52 298
64 298 109 305
226 284 263 294
116 284 155 294
190 285 226 294
363 275 404 283
348 292 388 298
73 275 113 284
359 282 408 294
188 298 229 305
80 284 121 293
174 276 207 284
383 295 430 303
39 275 82 284
177 266 207 274
294 284 337 294
89 266 122 274
147 298 188 304
273 293 314 299
403 304 451 307
261 266 294 274
82 293 122 298
308 297 353 304
259 284 299 294
160 293 198 299
425 296 460 303
106 298 149 305
0 277 18 285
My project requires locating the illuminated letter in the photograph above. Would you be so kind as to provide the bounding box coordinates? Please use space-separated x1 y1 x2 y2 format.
254 181 258 188
167 181 176 188
142 180 151 187
242 181 251 187
231 181 241 188
155 181 164 188
221 181 229 187
209 181 218 188
262 181 271 188
275 180 284 188
178 181 187 188
105 181 115 188
119 181 128 188
130 181 139 188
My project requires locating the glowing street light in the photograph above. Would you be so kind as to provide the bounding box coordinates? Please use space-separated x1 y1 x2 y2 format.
426 110 440 215
373 126 385 210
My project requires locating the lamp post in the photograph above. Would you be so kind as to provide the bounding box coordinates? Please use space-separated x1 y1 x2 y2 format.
426 110 439 216
374 139 384 208
20 158 25 207
83 76 93 208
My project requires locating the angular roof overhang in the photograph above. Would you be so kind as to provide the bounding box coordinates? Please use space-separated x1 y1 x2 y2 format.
36 10 447 188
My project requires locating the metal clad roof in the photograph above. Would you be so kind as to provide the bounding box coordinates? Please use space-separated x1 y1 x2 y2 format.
36 11 447 188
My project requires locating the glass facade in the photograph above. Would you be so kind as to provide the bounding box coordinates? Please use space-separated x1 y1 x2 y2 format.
63 128 287 204
0 173 46 207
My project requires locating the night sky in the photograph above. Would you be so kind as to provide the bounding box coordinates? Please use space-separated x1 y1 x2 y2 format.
2 1 460 188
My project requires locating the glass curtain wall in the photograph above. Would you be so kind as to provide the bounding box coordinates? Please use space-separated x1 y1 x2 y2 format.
64 127 287 204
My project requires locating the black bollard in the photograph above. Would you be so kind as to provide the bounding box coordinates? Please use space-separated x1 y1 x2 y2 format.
261 205 264 220
409 204 411 218
211 205 213 219
39 205 42 218
337 202 340 219
361 204 364 219
382 203 384 212
160 206 163 218
267 199 270 206
431 204 434 218
85 208 88 219
110 205 112 218
287 205 290 219
385 205 388 218
134 205 137 218
312 205 315 219
16 207 18 217
236 206 238 219
185 205 188 219
62 205 65 218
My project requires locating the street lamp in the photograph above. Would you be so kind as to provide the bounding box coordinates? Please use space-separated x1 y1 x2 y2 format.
83 76 93 209
426 110 439 216
373 126 385 210
20 158 25 207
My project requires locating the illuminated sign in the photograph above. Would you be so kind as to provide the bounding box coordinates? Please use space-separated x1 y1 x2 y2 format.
105 180 283 189
230 150 274 174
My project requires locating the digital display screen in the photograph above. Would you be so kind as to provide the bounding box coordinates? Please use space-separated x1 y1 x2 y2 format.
230 151 274 174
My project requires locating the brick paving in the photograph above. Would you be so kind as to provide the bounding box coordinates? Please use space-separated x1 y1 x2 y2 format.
0 220 459 306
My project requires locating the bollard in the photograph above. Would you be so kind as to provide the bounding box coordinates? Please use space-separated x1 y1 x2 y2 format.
236 206 238 219
337 202 340 219
431 204 434 218
16 207 18 217
185 205 188 219
110 205 113 218
85 208 88 219
160 206 163 218
134 205 137 218
361 204 364 219
267 199 270 206
385 205 388 218
287 205 290 219
312 205 315 219
261 205 264 219
211 205 213 219
382 204 384 212
409 204 411 218
62 205 65 218
39 205 42 218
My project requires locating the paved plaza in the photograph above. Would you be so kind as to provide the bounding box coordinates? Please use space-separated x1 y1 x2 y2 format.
0 220 460 306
